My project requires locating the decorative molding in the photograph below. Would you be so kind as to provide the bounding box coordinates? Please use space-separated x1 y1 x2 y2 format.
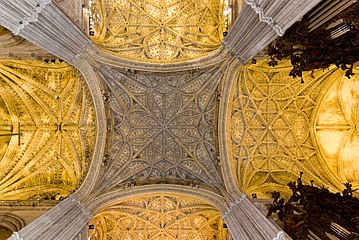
244 0 284 36
13 0 52 35
10 232 23 240
221 194 247 219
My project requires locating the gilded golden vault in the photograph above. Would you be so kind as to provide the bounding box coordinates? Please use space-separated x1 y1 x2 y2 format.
89 0 225 62
314 65 359 189
0 60 96 200
89 194 229 240
228 60 359 198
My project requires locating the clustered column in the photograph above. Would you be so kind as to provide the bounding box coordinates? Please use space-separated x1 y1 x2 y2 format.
222 194 290 240
223 0 322 63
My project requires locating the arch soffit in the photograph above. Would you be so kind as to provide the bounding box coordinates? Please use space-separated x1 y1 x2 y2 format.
218 59 243 196
71 60 107 200
90 45 231 73
87 184 228 215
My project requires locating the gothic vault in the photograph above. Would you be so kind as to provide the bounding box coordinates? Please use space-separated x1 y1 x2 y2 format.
0 0 357 240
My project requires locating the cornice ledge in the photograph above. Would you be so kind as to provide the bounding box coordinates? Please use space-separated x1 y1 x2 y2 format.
13 0 52 36
244 0 284 36
221 194 247 219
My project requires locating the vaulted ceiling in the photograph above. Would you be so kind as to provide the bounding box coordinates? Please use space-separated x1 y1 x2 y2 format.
0 60 96 200
0 0 358 239
89 194 229 240
88 0 226 62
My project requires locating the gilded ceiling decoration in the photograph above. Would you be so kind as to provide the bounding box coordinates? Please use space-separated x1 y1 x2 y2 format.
229 60 348 198
314 66 359 189
98 66 223 190
88 0 225 62
0 60 96 200
89 194 229 240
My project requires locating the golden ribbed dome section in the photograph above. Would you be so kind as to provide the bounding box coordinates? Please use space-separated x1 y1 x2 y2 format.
0 60 96 200
89 194 229 240
88 0 225 62
314 65 359 189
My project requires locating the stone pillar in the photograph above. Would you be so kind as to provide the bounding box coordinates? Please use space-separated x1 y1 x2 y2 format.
10 196 92 240
224 0 321 63
222 194 291 240
0 0 93 63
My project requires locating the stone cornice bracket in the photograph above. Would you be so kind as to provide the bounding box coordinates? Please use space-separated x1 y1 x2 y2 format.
221 194 247 219
13 0 52 36
68 195 93 220
244 0 284 36
10 232 23 240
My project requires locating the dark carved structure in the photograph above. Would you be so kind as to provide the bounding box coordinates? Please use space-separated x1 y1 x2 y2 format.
268 2 359 79
267 173 359 240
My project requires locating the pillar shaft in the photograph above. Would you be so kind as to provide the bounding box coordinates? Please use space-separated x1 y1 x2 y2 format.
0 0 92 63
222 195 291 240
10 196 92 240
224 0 321 63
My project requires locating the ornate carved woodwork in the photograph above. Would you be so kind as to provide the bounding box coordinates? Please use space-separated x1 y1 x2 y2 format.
0 60 96 200
267 173 359 240
88 0 225 62
268 2 359 78
228 60 354 198
89 194 230 240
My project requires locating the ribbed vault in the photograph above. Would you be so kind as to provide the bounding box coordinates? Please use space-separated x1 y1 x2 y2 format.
94 64 225 192
0 60 96 200
89 194 230 240
88 0 225 62
314 65 359 189
227 59 354 198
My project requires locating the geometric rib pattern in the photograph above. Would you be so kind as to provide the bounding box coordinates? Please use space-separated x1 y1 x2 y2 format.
314 68 359 189
89 194 228 240
0 60 96 200
229 60 343 198
89 0 224 62
99 66 223 190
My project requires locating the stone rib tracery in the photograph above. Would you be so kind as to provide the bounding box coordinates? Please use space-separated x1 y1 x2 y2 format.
314 67 359 189
89 194 228 240
229 60 345 198
0 60 96 200
98 66 223 190
89 0 225 62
